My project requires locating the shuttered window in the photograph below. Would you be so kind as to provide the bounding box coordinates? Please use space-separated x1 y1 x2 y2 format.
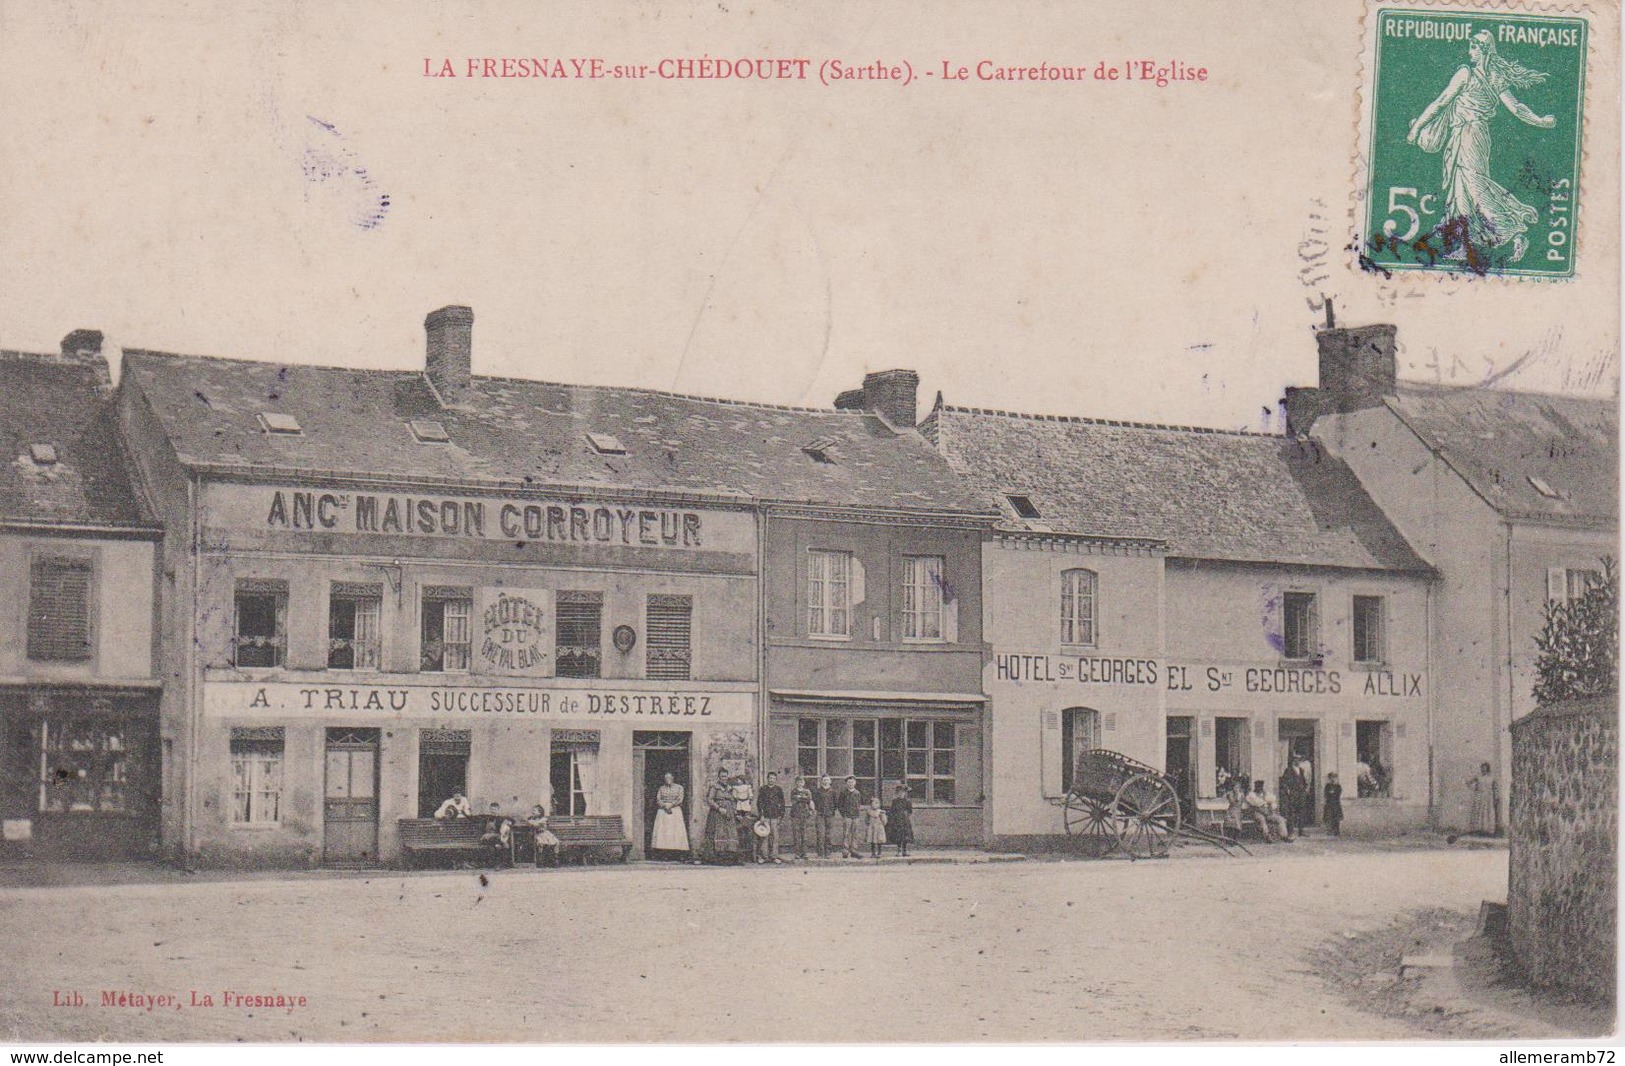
645 594 692 680
27 557 92 661
556 592 602 678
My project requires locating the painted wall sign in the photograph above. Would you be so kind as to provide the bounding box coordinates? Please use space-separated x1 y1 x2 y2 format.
992 653 1159 686
476 588 555 676
200 484 756 553
991 652 1425 699
204 681 754 724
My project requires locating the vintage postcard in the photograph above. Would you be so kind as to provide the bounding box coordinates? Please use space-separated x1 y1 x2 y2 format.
0 0 1617 1052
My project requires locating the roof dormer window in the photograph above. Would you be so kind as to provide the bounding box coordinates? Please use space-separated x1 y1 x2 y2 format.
803 437 839 464
410 420 450 443
258 412 303 435
28 443 57 465
1005 493 1041 519
586 432 626 455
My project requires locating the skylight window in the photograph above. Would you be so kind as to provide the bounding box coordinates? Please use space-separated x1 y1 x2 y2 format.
1006 493 1041 519
1527 475 1564 500
410 420 450 443
803 437 839 464
586 432 626 455
28 443 57 465
258 412 303 435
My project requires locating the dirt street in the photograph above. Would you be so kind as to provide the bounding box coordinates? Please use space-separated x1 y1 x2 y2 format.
0 848 1508 1043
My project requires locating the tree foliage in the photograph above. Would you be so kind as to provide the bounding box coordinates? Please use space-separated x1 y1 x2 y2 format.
1533 556 1619 706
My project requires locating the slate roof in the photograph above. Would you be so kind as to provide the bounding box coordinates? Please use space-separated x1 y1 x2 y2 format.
0 350 153 529
1384 386 1617 526
120 351 995 515
928 401 1431 572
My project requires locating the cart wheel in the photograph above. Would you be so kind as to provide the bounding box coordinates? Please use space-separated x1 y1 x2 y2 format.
1113 773 1181 859
1062 791 1121 856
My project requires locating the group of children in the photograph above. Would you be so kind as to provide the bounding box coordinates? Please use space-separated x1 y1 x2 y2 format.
433 793 562 866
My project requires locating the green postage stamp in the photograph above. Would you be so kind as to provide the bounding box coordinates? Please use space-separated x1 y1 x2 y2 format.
1362 6 1588 278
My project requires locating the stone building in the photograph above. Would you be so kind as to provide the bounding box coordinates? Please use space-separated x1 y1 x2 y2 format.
0 337 163 859
1300 321 1618 832
928 398 1436 846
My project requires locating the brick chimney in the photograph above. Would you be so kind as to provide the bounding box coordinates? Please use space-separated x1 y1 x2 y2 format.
1284 305 1397 435
61 329 103 358
424 305 473 406
834 369 920 429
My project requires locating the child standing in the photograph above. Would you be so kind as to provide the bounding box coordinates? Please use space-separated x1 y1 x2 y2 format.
863 795 888 859
1323 772 1344 837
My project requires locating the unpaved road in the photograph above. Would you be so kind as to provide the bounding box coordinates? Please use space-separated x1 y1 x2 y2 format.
0 848 1507 1042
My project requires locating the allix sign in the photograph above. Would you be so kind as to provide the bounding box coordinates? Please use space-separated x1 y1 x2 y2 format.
992 653 1425 699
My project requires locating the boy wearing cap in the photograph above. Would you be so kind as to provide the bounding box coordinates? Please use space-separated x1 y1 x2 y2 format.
837 776 864 858
812 775 838 858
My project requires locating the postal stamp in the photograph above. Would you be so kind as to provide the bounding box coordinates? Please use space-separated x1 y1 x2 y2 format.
1361 6 1588 278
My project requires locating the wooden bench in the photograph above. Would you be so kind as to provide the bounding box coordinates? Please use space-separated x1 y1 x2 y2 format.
397 818 513 869
548 815 633 864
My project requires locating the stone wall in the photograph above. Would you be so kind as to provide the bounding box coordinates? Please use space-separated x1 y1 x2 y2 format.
1507 696 1617 1004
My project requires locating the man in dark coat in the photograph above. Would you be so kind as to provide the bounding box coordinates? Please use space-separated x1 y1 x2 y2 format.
1278 766 1307 837
812 775 838 858
755 771 786 864
837 776 864 858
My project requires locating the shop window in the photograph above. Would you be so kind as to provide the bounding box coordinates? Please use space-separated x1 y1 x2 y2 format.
1281 591 1317 660
550 740 598 815
328 583 382 670
1352 595 1386 664
645 594 692 681
1213 717 1250 794
420 587 472 672
230 727 284 824
417 729 470 817
1355 720 1393 798
1059 708 1101 793
39 720 140 814
807 550 852 638
556 592 603 679
27 556 92 662
901 556 946 641
1060 569 1097 647
234 580 287 668
797 716 957 804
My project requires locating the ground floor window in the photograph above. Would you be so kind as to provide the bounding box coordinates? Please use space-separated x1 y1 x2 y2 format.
230 727 284 824
1213 717 1249 793
796 716 957 803
551 741 598 815
1355 720 1393 797
39 719 143 814
1059 708 1101 794
417 729 470 817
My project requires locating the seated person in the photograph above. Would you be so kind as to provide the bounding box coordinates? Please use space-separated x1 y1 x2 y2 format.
433 792 472 820
1222 781 1246 839
526 804 561 867
479 801 513 862
1243 780 1291 843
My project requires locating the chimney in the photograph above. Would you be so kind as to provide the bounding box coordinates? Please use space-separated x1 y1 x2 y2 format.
834 369 920 429
1285 319 1397 436
424 305 473 405
61 329 103 358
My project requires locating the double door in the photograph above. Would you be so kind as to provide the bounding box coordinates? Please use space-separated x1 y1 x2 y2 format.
324 727 379 864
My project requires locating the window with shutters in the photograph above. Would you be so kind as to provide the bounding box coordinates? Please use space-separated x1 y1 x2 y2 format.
420 587 472 672
328 583 382 670
230 727 284 824
233 580 287 668
556 592 602 678
1060 569 1097 647
645 594 692 680
1059 708 1101 793
27 556 92 661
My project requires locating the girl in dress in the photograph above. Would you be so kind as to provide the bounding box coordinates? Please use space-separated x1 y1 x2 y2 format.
649 772 689 860
1322 772 1344 837
886 783 915 857
863 795 888 859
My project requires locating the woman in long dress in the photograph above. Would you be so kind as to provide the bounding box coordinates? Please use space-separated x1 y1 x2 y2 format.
702 768 738 864
885 783 915 857
1406 30 1556 263
649 773 689 859
1467 761 1498 836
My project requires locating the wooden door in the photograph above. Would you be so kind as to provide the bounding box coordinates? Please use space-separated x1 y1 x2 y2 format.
323 728 379 864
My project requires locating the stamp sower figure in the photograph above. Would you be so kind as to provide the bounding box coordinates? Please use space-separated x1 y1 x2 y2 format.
703 768 739 864
812 774 838 858
1322 772 1344 837
886 782 915 858
863 795 888 859
1406 29 1555 263
755 771 785 864
650 772 689 860
837 776 864 859
788 775 815 860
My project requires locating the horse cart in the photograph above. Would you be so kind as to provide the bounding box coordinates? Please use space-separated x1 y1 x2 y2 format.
1061 748 1246 858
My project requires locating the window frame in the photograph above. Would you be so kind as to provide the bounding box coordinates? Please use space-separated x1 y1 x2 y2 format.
327 583 383 671
233 581 288 669
1351 594 1387 666
1060 568 1099 648
795 715 959 805
555 591 604 679
26 552 95 663
230 728 285 826
900 555 947 643
806 549 853 640
420 586 473 673
1280 591 1318 662
645 594 693 681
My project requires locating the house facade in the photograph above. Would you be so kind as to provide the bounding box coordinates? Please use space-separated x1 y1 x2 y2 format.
1298 321 1618 832
0 337 163 860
